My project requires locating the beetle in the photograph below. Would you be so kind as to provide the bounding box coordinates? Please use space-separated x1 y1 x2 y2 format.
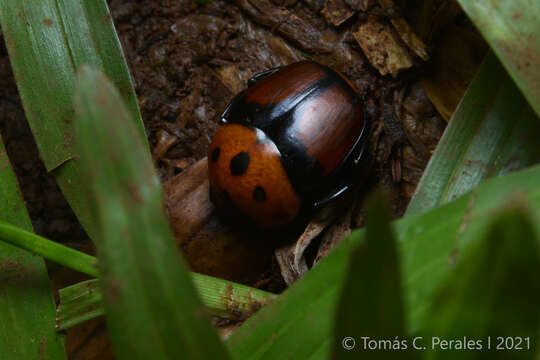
207 60 368 228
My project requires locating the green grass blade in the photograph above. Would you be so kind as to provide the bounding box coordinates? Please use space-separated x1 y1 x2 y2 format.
456 0 540 118
190 272 276 320
0 0 145 238
0 222 98 277
75 66 229 360
57 279 104 331
332 193 412 359
407 52 540 216
227 164 540 360
423 207 540 360
57 276 275 331
0 136 67 359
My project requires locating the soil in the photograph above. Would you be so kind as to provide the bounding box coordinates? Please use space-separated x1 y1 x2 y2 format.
0 0 446 288
0 0 447 358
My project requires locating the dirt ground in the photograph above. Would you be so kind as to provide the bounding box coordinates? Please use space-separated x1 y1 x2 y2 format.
0 0 446 283
1 0 456 353
0 0 451 357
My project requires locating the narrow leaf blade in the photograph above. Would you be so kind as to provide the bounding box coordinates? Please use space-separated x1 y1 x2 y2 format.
423 206 540 360
0 136 67 359
332 193 411 359
74 66 228 360
0 0 146 239
456 0 540 117
407 52 540 216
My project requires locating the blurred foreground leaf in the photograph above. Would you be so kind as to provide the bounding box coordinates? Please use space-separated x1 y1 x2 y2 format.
227 164 540 360
457 0 540 118
423 206 540 360
0 0 145 238
75 66 228 360
332 193 410 359
0 137 66 359
407 52 540 216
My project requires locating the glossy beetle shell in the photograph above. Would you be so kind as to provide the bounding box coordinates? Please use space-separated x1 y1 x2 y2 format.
208 61 367 228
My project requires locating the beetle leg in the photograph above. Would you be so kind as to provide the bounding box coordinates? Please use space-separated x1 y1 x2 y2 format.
313 185 350 208
220 101 232 123
247 66 282 87
352 136 368 165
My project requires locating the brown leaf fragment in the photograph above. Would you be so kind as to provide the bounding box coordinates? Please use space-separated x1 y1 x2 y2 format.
388 17 429 60
163 157 209 207
215 65 245 95
377 0 429 60
421 23 488 120
353 19 413 76
275 195 354 284
314 204 354 264
357 0 378 11
275 242 308 286
321 0 354 27
304 0 326 12
175 88 201 129
152 130 177 164
275 218 329 285
270 0 297 6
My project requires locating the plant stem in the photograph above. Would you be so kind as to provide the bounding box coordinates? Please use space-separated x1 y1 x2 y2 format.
0 221 98 277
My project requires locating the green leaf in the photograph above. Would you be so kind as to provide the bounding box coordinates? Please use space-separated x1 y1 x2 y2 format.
0 137 67 359
228 237 351 360
0 222 98 277
57 279 104 331
74 66 228 360
332 193 411 359
226 164 540 360
456 0 540 118
0 0 146 238
422 206 540 360
407 52 540 216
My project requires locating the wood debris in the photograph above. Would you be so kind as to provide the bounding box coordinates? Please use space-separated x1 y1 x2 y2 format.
378 0 429 60
322 0 354 26
354 18 413 76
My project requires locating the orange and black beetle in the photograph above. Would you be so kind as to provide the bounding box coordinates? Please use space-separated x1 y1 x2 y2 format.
208 61 368 228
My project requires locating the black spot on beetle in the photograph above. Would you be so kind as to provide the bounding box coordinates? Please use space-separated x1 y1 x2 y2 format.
211 147 220 162
230 152 250 176
253 186 266 202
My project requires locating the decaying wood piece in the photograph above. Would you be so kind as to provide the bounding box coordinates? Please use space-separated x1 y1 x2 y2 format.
235 0 333 53
353 18 413 76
